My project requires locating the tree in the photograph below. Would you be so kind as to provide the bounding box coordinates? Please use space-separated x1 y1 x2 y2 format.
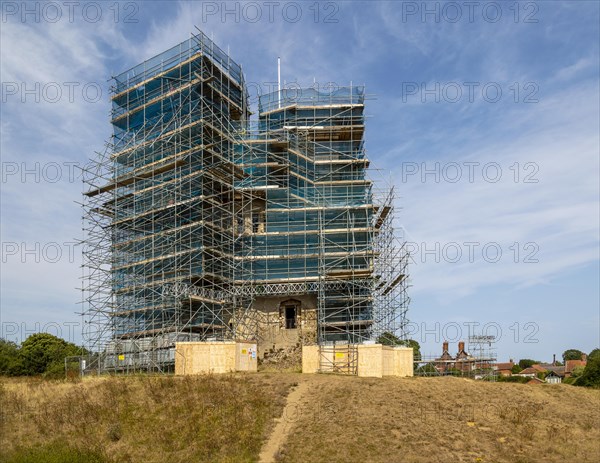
19 333 84 377
574 354 600 388
562 349 584 362
587 348 600 361
376 332 421 361
511 364 523 374
518 359 539 369
0 339 24 376
570 366 585 378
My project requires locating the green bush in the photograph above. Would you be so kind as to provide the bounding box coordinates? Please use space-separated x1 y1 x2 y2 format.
0 339 25 376
570 365 585 378
574 354 600 388
497 375 530 384
588 348 600 361
0 334 87 378
563 349 583 362
562 349 584 362
518 359 540 369
20 333 84 375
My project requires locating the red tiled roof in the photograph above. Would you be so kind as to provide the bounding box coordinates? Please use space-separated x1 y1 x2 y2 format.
527 377 545 384
543 366 565 376
517 367 540 375
496 362 514 370
531 364 548 372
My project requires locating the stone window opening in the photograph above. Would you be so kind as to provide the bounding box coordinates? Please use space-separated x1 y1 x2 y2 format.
280 299 300 329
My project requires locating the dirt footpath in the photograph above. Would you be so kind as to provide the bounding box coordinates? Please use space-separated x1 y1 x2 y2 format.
260 374 600 463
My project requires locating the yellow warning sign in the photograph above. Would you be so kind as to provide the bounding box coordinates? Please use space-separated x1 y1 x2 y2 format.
335 352 345 358
241 349 247 354
118 354 125 361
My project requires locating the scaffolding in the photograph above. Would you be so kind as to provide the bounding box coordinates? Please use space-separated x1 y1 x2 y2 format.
81 31 410 374
414 337 497 379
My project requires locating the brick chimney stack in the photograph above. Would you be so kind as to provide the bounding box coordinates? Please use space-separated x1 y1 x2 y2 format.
458 341 465 353
582 353 588 362
443 341 449 353
553 354 556 365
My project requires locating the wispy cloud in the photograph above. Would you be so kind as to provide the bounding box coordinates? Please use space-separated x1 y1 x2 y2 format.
393 78 599 296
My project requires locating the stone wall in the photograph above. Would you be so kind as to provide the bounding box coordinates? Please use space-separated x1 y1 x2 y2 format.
233 294 318 359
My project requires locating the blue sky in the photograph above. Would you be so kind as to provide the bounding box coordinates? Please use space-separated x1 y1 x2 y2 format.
1 1 598 362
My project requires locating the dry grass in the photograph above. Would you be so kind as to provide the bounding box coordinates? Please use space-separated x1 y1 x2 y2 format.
0 374 296 463
1 374 598 463
277 375 600 463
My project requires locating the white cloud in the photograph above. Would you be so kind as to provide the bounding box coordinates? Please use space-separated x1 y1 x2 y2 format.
393 80 599 297
1 1 598 354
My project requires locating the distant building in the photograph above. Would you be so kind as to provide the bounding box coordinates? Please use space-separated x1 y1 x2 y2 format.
544 370 564 384
516 363 569 384
434 341 454 373
431 340 494 375
496 361 514 377
492 353 587 384
454 341 473 373
515 367 540 378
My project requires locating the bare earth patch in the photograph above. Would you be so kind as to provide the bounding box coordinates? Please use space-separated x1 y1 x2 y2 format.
258 379 310 462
